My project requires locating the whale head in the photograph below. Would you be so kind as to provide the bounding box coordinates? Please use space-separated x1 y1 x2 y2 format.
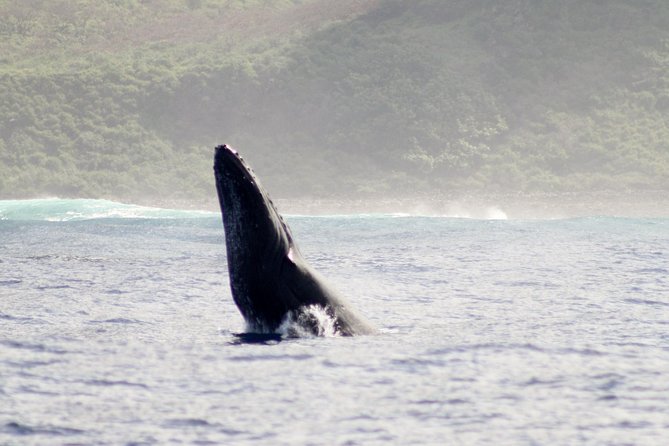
213 145 297 327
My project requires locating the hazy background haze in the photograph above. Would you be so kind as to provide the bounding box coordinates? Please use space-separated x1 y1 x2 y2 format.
1 0 668 215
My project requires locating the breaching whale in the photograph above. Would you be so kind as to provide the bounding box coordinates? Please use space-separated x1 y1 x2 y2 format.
213 144 376 336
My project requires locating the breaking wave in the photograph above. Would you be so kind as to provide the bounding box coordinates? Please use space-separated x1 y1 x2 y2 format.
0 198 215 221
0 198 511 222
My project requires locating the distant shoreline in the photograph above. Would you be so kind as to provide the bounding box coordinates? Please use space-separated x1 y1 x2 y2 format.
5 190 666 219
159 190 669 219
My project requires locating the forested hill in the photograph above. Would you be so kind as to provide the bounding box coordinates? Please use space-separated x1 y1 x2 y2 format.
1 0 668 204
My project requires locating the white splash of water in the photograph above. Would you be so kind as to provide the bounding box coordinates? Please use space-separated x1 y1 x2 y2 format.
277 305 340 338
485 206 508 220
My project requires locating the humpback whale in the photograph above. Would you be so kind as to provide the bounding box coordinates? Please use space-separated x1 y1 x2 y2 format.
213 144 376 336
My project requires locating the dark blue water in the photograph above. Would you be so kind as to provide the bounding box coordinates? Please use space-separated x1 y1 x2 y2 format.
1 199 668 445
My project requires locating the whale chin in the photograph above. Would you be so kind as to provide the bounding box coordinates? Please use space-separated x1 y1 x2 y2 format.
213 144 375 336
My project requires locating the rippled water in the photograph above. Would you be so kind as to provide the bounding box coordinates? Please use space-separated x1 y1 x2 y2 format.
1 200 669 445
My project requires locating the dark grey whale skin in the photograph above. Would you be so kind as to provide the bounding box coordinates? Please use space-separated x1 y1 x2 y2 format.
213 144 376 336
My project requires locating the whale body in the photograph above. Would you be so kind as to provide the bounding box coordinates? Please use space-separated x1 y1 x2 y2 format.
213 144 375 336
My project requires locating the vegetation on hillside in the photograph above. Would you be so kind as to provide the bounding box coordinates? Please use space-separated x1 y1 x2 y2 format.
1 0 668 203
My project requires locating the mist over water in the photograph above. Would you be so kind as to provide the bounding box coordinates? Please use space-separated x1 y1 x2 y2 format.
2 199 669 445
274 191 669 220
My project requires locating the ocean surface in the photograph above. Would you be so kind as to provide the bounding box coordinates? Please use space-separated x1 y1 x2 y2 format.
1 198 668 445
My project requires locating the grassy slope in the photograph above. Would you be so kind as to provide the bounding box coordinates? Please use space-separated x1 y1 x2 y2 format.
1 0 668 204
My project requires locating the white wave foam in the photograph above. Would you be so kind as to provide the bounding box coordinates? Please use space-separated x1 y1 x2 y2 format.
0 198 215 221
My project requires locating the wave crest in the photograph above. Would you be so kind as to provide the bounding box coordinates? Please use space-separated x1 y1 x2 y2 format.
0 198 214 221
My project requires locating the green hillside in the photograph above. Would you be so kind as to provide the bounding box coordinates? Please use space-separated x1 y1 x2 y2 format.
1 0 668 204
